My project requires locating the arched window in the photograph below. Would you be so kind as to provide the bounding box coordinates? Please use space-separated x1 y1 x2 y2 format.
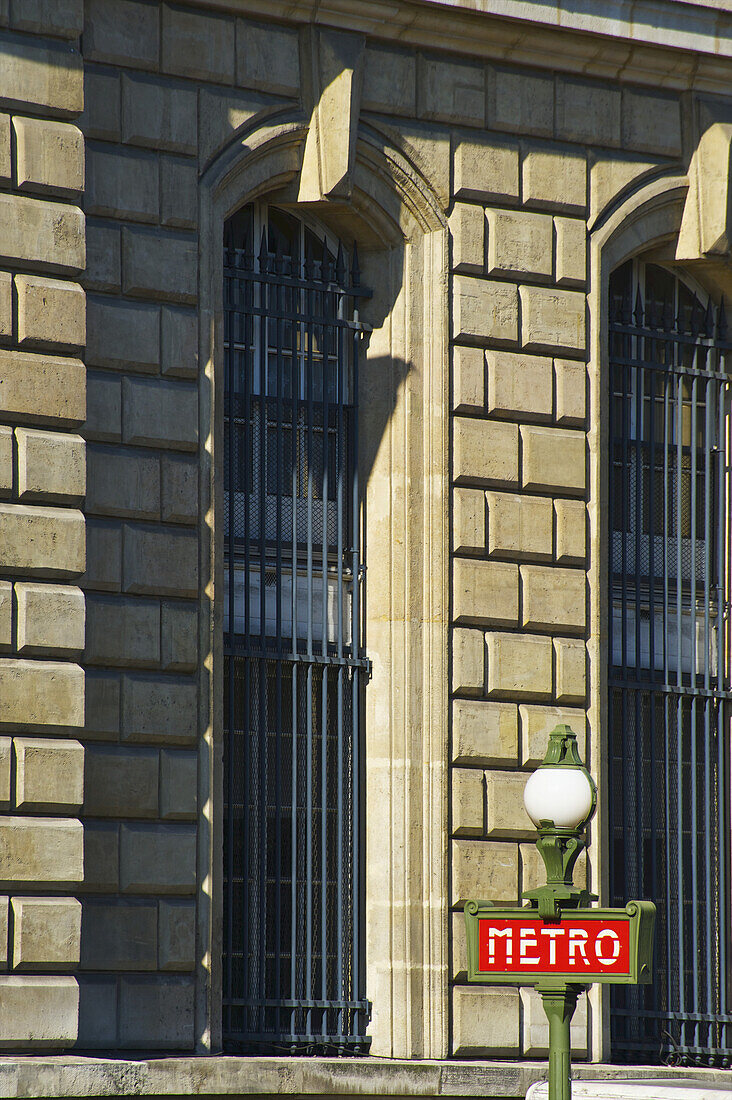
608 258 731 1065
221 204 370 1052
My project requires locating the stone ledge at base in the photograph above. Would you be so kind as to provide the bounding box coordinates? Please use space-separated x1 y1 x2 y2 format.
0 1059 729 1099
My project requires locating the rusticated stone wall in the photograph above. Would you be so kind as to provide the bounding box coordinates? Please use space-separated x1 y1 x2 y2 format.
79 2 207 1051
76 0 304 1052
442 70 682 1055
0 0 711 1061
0 0 86 1048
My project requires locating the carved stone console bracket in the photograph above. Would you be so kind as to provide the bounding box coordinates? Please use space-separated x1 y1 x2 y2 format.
298 27 365 202
677 121 732 261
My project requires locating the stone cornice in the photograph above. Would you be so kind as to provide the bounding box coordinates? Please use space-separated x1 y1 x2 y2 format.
410 0 732 60
183 0 732 93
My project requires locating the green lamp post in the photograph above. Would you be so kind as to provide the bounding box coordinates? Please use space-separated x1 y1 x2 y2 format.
463 725 655 1100
522 725 597 1100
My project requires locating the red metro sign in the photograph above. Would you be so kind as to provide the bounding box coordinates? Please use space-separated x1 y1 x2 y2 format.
464 902 655 986
479 916 630 978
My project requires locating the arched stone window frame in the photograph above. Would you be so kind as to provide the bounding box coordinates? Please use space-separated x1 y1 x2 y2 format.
589 172 731 1061
196 110 451 1058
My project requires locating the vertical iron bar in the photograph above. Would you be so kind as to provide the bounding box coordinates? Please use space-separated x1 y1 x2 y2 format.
336 283 346 1039
320 274 331 1037
259 235 268 640
292 275 301 658
274 247 285 1023
633 347 643 899
675 369 685 1023
663 366 672 1031
321 662 328 1038
290 248 302 1041
621 353 629 680
242 254 253 1036
648 363 658 931
690 372 700 1051
703 377 713 1029
608 347 616 930
620 348 631 906
351 300 361 1037
618 320 631 1041
305 260 315 1041
720 374 730 1033
257 237 270 1039
649 353 656 682
224 267 235 1035
291 660 298 1041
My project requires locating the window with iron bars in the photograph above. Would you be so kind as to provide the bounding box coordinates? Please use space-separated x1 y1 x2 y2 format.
608 258 732 1067
221 203 371 1053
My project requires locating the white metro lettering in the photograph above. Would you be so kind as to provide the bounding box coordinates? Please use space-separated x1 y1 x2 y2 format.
520 927 540 965
539 926 565 965
568 927 590 964
479 918 629 974
595 928 621 965
487 927 513 965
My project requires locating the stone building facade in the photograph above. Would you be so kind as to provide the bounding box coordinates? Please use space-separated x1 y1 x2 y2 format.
0 0 731 1093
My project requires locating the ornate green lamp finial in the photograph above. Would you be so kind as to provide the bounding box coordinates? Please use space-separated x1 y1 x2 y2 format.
522 724 597 920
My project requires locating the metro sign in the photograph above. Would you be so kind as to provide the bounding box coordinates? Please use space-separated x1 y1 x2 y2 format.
465 901 655 986
480 916 630 976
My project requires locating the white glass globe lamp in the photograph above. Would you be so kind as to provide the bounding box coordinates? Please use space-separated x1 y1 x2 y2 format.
523 764 595 831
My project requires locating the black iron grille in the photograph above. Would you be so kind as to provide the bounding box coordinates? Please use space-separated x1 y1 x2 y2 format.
608 260 732 1067
222 206 371 1053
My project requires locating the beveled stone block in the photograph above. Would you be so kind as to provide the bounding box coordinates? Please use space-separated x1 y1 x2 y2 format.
454 135 519 203
451 837 518 905
452 699 517 766
452 487 485 556
15 582 85 656
453 558 518 628
0 818 83 883
452 767 484 837
486 491 552 562
13 117 83 198
522 144 587 213
0 659 84 729
12 897 81 969
554 498 586 564
486 632 552 700
486 209 552 280
520 564 586 633
119 823 196 895
521 425 585 496
453 986 520 1056
15 275 85 351
15 428 85 504
519 704 586 768
452 627 485 696
520 285 586 354
486 351 552 421
453 417 518 488
14 737 84 811
484 769 535 839
454 275 518 345
0 975 79 1048
553 637 587 703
